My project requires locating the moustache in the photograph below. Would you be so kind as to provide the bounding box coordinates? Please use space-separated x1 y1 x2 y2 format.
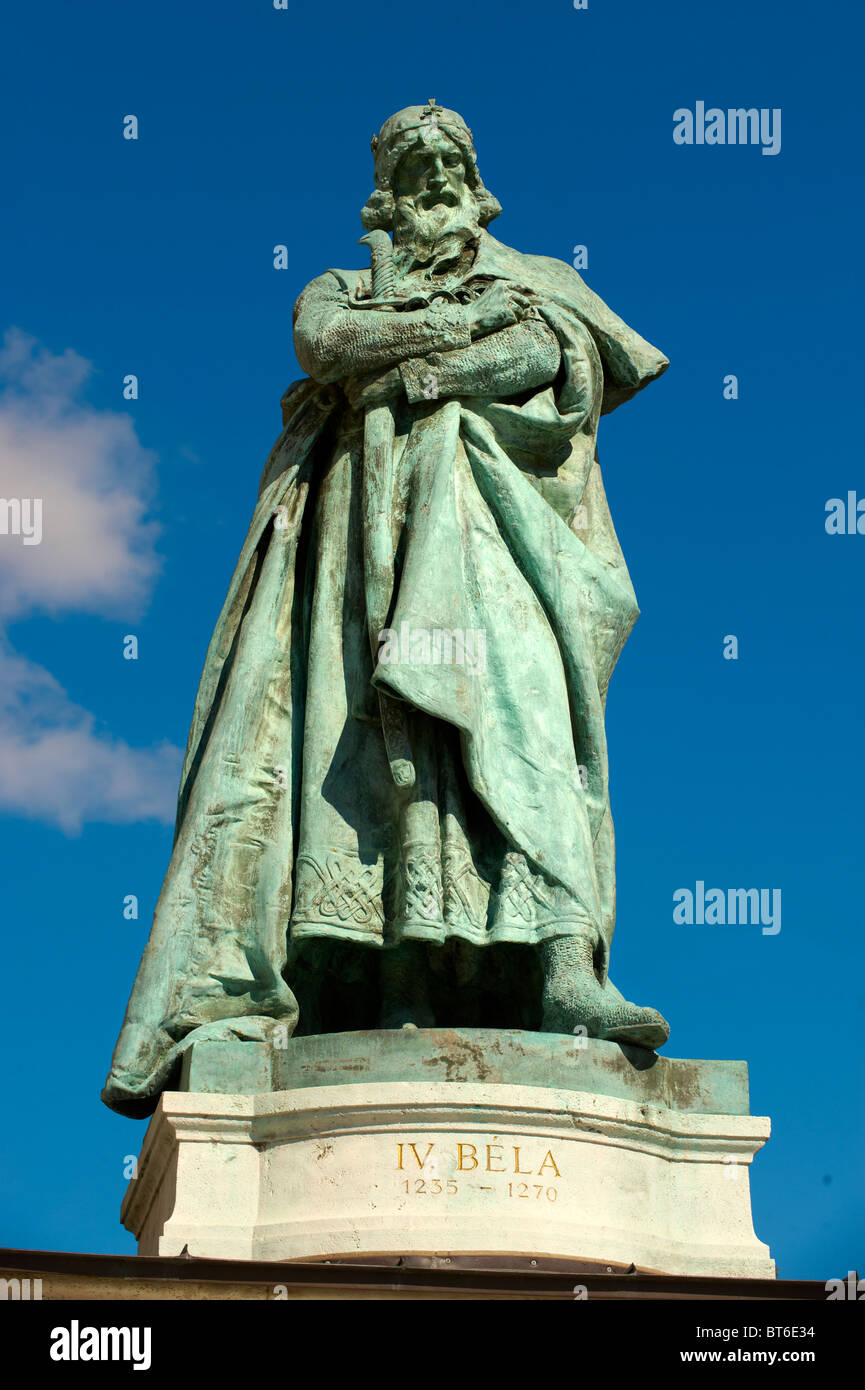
418 189 460 209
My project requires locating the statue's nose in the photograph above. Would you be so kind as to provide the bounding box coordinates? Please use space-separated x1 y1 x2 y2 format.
427 157 447 190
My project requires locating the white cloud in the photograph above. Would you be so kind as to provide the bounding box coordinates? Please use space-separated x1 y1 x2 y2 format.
0 328 161 619
0 330 182 830
0 641 181 833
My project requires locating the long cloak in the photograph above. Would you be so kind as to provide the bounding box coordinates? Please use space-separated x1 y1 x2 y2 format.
102 231 667 1116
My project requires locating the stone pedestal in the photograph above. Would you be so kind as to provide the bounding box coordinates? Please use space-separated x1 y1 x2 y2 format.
121 1029 774 1279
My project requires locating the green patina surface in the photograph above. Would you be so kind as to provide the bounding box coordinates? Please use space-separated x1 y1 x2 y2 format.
104 104 671 1119
180 1030 751 1118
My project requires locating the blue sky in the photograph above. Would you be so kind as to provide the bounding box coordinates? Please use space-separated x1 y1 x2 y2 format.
1 0 862 1280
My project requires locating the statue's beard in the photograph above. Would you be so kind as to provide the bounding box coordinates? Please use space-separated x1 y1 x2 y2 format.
392 188 482 273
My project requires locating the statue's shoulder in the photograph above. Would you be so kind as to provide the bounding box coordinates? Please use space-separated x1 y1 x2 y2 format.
294 267 363 317
479 232 588 300
301 267 363 294
480 232 668 406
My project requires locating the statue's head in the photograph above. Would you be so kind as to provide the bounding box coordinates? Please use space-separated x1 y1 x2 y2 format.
361 101 501 253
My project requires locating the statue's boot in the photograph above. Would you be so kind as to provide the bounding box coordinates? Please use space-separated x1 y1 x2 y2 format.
379 940 436 1029
540 935 669 1049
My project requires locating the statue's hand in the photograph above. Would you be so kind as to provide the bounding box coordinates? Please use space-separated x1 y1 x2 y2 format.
344 366 403 409
466 281 534 339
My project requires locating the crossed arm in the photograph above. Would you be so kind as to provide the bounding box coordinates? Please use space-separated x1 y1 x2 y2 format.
397 319 561 404
293 271 562 405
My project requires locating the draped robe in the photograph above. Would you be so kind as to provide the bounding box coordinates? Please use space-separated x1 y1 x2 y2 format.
102 229 667 1116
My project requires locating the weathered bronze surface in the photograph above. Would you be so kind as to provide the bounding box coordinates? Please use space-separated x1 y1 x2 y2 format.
180 1030 748 1117
104 103 670 1117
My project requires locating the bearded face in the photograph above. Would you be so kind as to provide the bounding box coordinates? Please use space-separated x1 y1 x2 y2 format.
391 129 482 271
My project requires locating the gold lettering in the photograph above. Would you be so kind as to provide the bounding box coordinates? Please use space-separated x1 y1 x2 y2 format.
512 1146 533 1175
538 1149 561 1177
408 1142 435 1169
485 1143 505 1172
397 1141 436 1170
457 1142 478 1171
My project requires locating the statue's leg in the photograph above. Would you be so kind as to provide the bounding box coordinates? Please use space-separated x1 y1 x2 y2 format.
539 934 669 1049
379 940 436 1029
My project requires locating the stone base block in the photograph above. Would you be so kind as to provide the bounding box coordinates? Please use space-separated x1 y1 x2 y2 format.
122 1030 774 1279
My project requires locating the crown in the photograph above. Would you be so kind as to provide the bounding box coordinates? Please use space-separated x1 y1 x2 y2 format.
369 102 476 189
361 102 501 232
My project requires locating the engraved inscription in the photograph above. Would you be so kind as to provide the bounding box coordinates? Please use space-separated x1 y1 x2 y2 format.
395 1138 562 1198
